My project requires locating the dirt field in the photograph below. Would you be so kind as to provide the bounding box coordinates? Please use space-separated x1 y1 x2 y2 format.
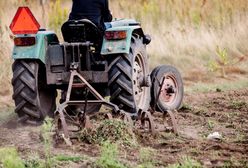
0 88 247 167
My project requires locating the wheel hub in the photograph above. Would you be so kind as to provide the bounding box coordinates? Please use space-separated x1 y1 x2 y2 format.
160 76 178 105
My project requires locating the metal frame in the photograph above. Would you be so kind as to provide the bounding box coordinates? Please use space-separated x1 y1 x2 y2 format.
54 65 122 140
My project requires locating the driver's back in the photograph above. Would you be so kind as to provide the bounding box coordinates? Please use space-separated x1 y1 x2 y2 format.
69 0 112 30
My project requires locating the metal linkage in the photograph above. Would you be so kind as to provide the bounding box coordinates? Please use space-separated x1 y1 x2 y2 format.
149 76 179 135
54 69 179 146
138 110 156 135
54 69 121 145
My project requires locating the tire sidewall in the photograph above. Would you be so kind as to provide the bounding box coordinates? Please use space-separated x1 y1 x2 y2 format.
153 65 184 111
129 37 151 112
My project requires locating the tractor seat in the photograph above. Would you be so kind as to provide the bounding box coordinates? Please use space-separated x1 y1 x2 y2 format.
61 19 102 44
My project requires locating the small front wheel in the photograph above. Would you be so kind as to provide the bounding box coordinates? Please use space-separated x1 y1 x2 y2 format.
150 65 184 112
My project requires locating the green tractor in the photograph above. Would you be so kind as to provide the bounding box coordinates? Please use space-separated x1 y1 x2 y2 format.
10 7 184 125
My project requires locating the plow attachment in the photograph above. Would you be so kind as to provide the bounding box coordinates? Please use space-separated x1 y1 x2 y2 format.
54 69 179 145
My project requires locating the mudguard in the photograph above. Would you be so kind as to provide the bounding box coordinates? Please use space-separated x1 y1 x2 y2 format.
101 19 144 55
12 31 59 63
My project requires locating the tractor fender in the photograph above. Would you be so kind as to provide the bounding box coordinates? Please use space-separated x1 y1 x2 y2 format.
12 31 59 64
101 26 145 55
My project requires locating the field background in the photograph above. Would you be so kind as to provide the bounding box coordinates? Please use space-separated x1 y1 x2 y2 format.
0 0 248 167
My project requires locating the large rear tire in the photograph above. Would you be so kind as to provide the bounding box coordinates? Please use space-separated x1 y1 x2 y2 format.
12 60 57 125
108 37 150 114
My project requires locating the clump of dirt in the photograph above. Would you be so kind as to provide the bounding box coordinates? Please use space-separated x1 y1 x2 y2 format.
78 119 136 145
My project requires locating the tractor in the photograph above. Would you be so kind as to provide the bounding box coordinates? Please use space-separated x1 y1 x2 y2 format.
10 7 184 132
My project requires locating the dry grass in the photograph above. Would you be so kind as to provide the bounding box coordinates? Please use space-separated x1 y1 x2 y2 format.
110 0 248 78
0 0 248 99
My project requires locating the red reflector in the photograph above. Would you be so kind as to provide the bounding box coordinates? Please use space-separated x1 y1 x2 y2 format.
14 37 36 46
9 7 40 35
105 31 127 40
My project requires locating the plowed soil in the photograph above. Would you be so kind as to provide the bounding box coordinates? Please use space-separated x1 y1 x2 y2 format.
0 88 247 167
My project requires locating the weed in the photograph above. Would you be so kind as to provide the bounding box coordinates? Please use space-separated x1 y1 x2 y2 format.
48 0 68 36
207 119 215 130
95 141 127 168
25 153 88 168
24 153 45 168
190 148 200 156
79 119 136 146
229 100 247 110
0 147 25 168
208 46 229 78
40 117 54 168
180 104 192 112
222 156 247 168
54 155 85 162
167 156 202 168
0 107 15 125
234 133 246 143
136 147 156 168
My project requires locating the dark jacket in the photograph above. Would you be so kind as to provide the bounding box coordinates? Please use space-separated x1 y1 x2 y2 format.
69 0 112 30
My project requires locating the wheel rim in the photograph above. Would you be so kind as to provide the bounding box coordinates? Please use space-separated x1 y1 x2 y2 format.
133 53 147 109
159 74 178 106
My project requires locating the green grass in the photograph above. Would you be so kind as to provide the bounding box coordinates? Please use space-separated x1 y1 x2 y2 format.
79 119 136 146
0 147 25 168
54 155 85 162
229 100 248 110
136 147 156 168
207 119 215 130
95 141 127 168
167 156 202 168
2 150 92 168
185 78 248 93
40 118 55 168
0 107 15 126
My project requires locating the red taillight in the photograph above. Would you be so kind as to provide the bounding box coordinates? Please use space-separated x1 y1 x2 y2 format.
105 31 127 40
14 37 36 46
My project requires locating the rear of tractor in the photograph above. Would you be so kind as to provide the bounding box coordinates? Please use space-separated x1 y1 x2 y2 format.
10 7 184 130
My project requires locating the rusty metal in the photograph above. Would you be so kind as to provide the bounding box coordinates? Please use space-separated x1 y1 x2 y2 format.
149 76 179 135
160 74 178 106
81 115 92 129
152 76 166 111
55 68 122 143
163 110 178 135
105 113 113 120
140 111 156 135
55 65 179 145
120 113 133 126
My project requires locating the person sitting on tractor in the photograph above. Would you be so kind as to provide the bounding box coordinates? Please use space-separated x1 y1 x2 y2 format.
69 0 113 31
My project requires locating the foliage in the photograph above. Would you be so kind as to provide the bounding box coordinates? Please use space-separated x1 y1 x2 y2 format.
208 46 230 78
207 119 215 130
111 0 248 27
229 100 248 110
136 147 156 168
95 141 127 168
41 117 54 168
24 154 45 168
167 156 202 168
54 155 84 162
0 147 25 168
79 119 136 146
48 0 68 35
